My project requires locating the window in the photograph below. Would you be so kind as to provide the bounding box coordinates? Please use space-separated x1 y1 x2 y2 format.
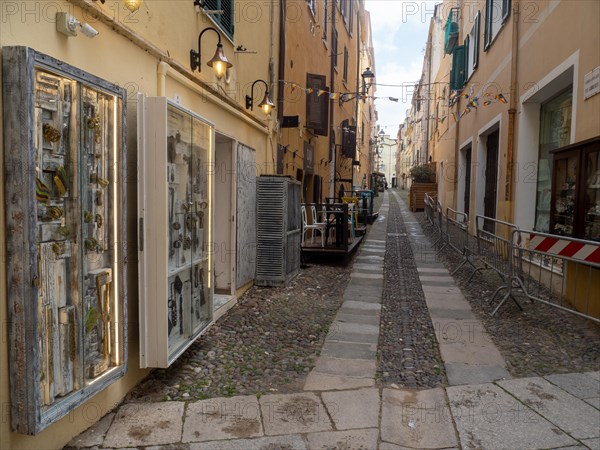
343 46 349 83
466 12 480 79
332 29 338 69
362 120 365 144
203 0 234 39
450 45 466 90
306 73 329 136
323 0 328 42
484 0 511 50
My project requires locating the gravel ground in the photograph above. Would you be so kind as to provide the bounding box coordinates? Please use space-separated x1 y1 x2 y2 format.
377 193 447 389
126 263 351 402
414 208 600 378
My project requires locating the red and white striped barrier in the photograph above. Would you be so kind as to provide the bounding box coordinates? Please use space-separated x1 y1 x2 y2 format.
526 233 600 265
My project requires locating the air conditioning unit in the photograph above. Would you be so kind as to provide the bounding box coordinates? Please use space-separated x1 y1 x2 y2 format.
255 176 302 286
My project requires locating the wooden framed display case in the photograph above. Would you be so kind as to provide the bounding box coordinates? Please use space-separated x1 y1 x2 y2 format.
137 95 214 368
2 47 127 435
550 137 600 241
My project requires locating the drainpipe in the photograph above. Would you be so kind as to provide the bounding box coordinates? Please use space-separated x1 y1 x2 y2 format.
277 0 286 124
329 0 337 198
353 4 361 190
505 0 520 223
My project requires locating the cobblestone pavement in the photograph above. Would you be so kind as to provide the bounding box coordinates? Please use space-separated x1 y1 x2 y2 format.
377 191 447 388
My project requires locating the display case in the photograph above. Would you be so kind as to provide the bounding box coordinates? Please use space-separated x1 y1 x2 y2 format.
137 95 213 368
550 137 600 241
2 47 127 434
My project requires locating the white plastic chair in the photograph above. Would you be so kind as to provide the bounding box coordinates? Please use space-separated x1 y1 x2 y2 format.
301 205 325 247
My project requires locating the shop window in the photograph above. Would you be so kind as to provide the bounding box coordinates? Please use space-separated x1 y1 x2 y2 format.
306 73 329 136
203 0 234 39
3 47 127 435
535 88 573 232
484 0 511 51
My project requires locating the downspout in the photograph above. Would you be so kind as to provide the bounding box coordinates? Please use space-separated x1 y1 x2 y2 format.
424 29 431 165
353 4 361 190
277 0 286 174
505 0 520 223
329 0 337 198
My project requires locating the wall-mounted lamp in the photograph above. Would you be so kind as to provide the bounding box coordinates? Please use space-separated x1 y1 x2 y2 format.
245 80 274 115
190 27 232 79
56 12 99 38
361 67 375 95
124 0 143 12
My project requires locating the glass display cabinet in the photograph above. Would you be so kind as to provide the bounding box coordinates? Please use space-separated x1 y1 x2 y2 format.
550 137 600 241
137 95 214 368
2 47 127 435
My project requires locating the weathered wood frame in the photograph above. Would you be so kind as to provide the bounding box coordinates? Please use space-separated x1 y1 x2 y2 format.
2 46 128 435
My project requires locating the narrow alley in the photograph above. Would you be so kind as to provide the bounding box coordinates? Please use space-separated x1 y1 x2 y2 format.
67 191 600 450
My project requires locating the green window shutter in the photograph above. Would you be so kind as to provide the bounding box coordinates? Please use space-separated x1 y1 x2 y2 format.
474 11 480 68
464 36 470 78
450 45 466 90
484 0 491 51
204 0 234 39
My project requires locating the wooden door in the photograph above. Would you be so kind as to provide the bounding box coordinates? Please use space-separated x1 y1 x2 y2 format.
484 130 499 232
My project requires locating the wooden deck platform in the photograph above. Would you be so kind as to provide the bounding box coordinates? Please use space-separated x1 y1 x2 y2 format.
301 235 363 264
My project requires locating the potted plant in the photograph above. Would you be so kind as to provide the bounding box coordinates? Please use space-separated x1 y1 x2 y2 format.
409 164 437 211
409 164 436 183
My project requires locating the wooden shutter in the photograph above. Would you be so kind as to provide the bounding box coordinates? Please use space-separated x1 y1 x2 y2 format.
450 45 466 90
204 0 234 39
306 73 329 136
502 0 511 22
484 0 491 51
473 12 480 69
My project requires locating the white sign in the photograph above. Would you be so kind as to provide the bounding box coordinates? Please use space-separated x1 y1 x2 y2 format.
583 66 600 100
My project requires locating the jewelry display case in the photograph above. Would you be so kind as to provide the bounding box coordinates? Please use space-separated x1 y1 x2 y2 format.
2 47 127 435
550 137 600 241
137 95 213 368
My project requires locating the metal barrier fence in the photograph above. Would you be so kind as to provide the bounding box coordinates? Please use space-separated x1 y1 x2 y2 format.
510 230 600 324
445 208 479 276
421 206 600 323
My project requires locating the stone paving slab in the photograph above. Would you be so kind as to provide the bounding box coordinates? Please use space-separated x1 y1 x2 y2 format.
586 371 600 382
585 397 600 409
341 300 382 311
305 428 379 449
321 388 380 430
188 435 307 449
103 401 185 448
447 383 577 449
303 372 375 391
428 307 476 320
182 395 263 443
379 444 459 450
67 412 115 448
322 341 377 360
336 312 381 326
259 392 333 436
338 305 381 316
352 263 384 271
381 388 458 449
347 278 384 289
416 267 449 273
313 357 376 378
544 372 600 400
418 275 455 282
343 292 382 303
423 294 473 310
331 321 379 336
445 362 511 386
350 272 384 279
581 437 600 449
497 377 600 439
421 285 462 295
327 330 380 344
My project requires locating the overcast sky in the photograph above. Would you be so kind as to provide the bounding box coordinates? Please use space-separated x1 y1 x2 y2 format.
366 0 437 137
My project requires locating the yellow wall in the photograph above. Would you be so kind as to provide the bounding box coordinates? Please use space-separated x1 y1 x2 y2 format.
1 1 277 448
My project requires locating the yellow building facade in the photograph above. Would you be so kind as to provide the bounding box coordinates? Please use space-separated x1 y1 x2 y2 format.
1 0 279 447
